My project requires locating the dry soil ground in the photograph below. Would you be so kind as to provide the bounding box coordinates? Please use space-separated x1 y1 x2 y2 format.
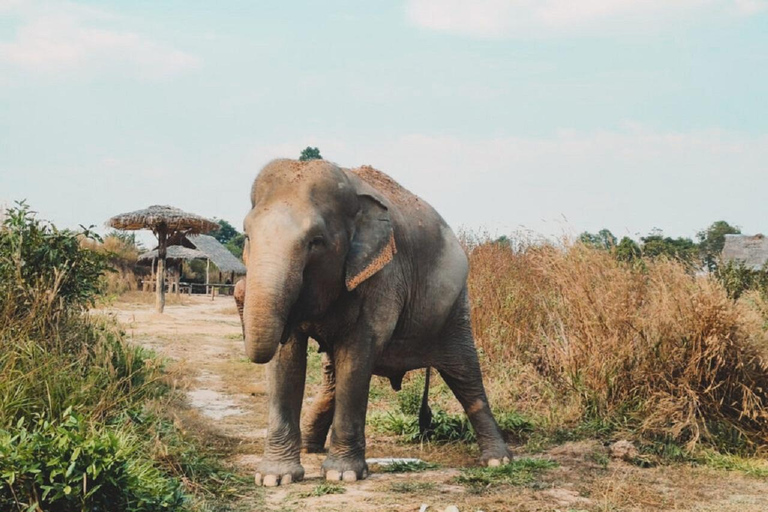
100 294 768 512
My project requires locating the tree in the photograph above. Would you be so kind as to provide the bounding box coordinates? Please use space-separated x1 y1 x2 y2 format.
615 236 641 263
578 229 617 250
697 220 741 272
226 233 245 259
640 228 698 265
299 146 322 161
211 219 239 245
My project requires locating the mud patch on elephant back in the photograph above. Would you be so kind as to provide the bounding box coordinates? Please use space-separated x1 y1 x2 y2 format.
352 165 423 209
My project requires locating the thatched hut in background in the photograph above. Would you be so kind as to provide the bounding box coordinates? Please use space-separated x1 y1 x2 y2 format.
137 246 207 293
722 234 768 270
107 205 217 312
138 234 246 295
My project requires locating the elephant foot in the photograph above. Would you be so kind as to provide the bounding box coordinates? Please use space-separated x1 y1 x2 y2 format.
254 461 305 487
481 446 514 467
321 455 368 482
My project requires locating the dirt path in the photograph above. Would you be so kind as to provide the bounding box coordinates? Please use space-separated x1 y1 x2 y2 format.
102 295 768 512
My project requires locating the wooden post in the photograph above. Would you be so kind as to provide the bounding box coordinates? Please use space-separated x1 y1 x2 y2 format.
205 258 210 295
155 226 167 313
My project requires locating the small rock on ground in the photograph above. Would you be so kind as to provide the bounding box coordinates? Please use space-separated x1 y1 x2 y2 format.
610 440 639 461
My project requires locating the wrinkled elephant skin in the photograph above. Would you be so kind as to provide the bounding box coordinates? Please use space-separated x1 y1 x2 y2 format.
240 159 512 486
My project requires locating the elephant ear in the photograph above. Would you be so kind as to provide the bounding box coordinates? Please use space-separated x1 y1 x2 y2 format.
345 194 397 291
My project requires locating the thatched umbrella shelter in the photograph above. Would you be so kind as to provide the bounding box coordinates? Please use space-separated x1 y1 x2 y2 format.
108 205 217 313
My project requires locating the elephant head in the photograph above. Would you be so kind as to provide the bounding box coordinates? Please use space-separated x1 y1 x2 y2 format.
241 159 396 364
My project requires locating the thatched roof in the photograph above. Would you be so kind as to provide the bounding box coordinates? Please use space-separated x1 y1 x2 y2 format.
107 205 217 233
137 246 207 263
187 234 246 274
722 234 768 270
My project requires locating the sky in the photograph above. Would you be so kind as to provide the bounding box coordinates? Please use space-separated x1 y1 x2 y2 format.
1 0 767 246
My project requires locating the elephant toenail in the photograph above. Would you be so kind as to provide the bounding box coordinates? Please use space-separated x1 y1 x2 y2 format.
487 458 501 467
325 469 341 481
502 456 510 464
254 473 263 486
281 473 292 484
342 470 357 482
263 474 279 487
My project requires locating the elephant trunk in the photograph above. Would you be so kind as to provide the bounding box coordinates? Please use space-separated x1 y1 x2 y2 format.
242 252 302 364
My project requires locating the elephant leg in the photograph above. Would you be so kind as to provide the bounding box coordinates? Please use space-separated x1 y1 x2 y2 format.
321 337 374 482
234 279 246 338
301 352 335 453
255 333 308 487
436 299 512 466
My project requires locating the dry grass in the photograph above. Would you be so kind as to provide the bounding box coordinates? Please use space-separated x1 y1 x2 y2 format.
81 234 143 294
467 238 768 452
118 290 190 306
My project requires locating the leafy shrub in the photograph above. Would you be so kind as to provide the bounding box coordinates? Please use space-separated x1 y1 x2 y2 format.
0 203 230 511
0 409 185 511
0 202 109 320
715 260 768 300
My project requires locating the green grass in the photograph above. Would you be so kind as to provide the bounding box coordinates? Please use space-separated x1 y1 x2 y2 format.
369 408 535 446
389 481 436 493
457 458 558 490
698 452 768 478
379 460 438 473
296 482 346 498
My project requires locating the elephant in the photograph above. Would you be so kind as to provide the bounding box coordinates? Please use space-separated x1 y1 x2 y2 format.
241 159 512 486
234 278 246 337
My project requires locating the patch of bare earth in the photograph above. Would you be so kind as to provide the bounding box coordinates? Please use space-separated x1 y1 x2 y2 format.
98 295 768 512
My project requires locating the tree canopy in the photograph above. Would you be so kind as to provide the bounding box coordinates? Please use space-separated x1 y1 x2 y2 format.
698 220 741 271
578 221 743 269
299 146 322 161
211 219 238 245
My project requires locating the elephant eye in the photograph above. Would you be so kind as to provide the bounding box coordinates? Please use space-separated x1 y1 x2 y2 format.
309 235 326 250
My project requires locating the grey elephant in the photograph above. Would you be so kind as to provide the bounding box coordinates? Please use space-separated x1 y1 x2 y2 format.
234 278 246 337
241 159 512 486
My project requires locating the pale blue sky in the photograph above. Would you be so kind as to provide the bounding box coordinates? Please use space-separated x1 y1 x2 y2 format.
1 0 767 244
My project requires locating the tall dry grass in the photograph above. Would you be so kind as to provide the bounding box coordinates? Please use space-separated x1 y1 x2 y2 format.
467 238 768 451
81 233 143 295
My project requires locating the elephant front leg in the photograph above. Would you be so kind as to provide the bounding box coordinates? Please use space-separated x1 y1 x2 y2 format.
321 340 373 482
301 352 335 453
256 334 307 487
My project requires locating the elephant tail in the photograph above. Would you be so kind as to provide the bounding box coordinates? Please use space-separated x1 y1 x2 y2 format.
418 367 433 436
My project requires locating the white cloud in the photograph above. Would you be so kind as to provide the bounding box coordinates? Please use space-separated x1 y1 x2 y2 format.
245 126 768 238
0 1 198 78
405 0 767 38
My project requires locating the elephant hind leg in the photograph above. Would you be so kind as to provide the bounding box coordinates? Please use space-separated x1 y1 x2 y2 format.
301 352 335 453
435 293 512 465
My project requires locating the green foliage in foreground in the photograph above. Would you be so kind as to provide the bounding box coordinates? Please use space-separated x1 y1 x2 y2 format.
0 203 240 511
457 458 558 488
0 410 185 511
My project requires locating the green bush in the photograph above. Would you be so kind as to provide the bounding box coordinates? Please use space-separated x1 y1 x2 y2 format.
715 260 768 300
0 409 185 511
0 201 109 320
0 203 235 511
